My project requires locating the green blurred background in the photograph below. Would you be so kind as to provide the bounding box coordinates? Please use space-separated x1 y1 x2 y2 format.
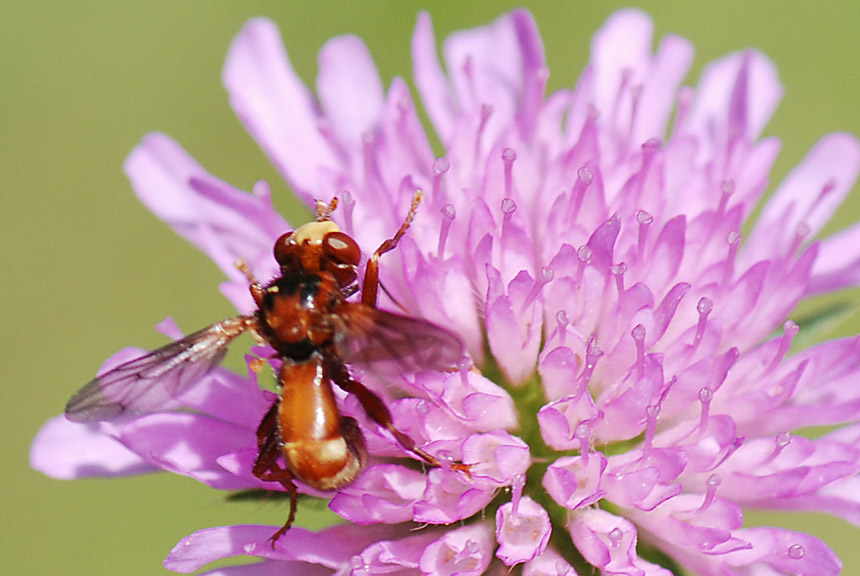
3 1 859 574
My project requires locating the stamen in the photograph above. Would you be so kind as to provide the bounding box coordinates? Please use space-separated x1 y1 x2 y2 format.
626 86 644 148
764 431 792 464
691 297 713 352
717 179 735 216
789 221 812 257
362 132 378 190
632 324 647 379
698 387 713 434
764 322 799 376
436 204 456 258
575 422 592 464
803 180 836 224
612 262 627 297
521 267 554 312
475 104 493 162
501 197 517 255
502 148 517 199
555 311 569 347
671 86 693 138
636 210 654 261
432 157 450 204
611 69 632 128
642 404 660 455
635 140 660 204
567 166 593 224
608 527 624 549
698 474 721 511
509 473 525 518
340 190 356 237
456 539 479 562
575 246 592 288
721 231 742 290
578 336 603 394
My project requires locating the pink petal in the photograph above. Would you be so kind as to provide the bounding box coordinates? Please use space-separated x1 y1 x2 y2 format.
316 35 384 149
31 416 154 479
569 508 673 576
809 220 860 293
461 431 530 485
683 50 782 159
544 454 607 510
223 18 338 199
747 132 860 264
165 523 400 573
124 133 282 312
441 10 545 147
419 522 495 576
724 527 841 575
329 464 426 524
118 412 255 490
495 497 551 565
411 12 457 143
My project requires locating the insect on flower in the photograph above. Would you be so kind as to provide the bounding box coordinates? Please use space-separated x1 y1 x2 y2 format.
64 192 468 545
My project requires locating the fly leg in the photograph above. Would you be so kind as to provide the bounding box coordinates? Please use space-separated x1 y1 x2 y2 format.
325 357 469 476
235 260 266 308
252 400 298 548
361 190 423 307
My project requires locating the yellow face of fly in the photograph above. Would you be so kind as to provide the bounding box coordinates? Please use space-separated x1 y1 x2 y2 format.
292 220 340 245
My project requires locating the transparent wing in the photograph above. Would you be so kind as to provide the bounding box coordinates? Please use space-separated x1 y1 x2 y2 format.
334 305 465 374
65 316 255 422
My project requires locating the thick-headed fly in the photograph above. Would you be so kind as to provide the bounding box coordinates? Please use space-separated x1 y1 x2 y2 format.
65 193 467 544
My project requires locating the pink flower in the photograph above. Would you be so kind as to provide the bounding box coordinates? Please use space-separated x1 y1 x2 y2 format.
31 8 860 575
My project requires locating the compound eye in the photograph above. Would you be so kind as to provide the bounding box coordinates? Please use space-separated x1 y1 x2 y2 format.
323 231 361 266
273 232 295 266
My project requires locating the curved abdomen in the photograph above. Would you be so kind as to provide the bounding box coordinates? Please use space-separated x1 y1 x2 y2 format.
277 353 366 491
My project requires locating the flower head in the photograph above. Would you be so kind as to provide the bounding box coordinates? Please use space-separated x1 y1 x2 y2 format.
32 8 860 575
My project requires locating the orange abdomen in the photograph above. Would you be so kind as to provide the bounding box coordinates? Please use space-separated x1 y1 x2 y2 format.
277 354 366 491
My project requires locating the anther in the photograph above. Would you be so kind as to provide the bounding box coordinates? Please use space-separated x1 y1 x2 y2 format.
608 527 624 549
